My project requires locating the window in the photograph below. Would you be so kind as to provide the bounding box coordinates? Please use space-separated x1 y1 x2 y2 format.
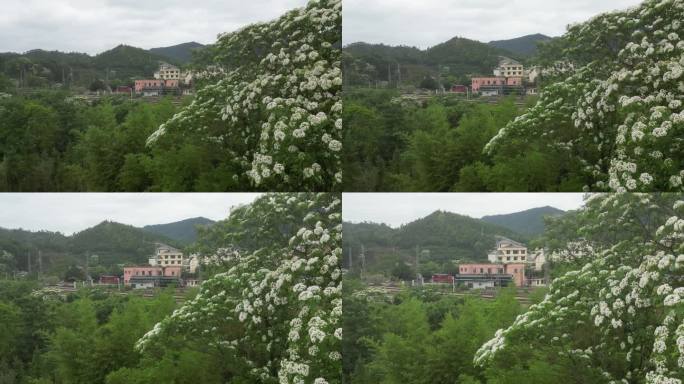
487 268 491 274
513 250 519 254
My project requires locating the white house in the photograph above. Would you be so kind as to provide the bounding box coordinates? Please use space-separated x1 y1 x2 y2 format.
487 237 528 264
493 57 524 77
154 62 182 80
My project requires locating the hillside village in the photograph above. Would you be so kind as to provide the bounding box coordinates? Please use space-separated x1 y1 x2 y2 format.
342 206 572 291
0 42 209 99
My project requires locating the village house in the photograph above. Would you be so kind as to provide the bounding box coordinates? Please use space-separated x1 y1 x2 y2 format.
471 57 535 96
123 265 182 288
154 62 182 80
456 263 526 288
134 62 194 96
487 237 528 264
148 243 184 267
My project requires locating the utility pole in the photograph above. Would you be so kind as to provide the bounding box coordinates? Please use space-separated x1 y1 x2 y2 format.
397 62 401 85
27 250 31 274
38 250 42 276
387 63 391 87
360 244 366 278
348 247 352 270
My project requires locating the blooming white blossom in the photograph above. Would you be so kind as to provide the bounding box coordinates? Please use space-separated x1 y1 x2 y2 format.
145 0 342 191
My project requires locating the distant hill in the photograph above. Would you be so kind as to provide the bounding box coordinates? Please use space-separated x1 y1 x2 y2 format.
481 206 565 236
149 42 205 64
343 210 528 275
143 217 215 244
0 42 193 89
488 33 553 57
343 36 520 88
69 221 179 266
0 220 181 277
93 44 178 80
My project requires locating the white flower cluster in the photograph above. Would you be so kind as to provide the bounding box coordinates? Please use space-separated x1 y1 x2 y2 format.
475 194 684 383
486 0 684 192
135 193 342 384
146 0 342 191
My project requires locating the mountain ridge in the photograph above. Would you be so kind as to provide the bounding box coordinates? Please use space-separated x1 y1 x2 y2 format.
481 206 565 236
487 33 553 56
143 216 215 244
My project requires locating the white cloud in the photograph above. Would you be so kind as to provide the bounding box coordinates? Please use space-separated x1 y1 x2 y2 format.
0 0 308 55
342 193 585 227
343 0 643 48
0 193 262 234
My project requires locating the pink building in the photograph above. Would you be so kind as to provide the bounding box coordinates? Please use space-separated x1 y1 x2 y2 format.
135 79 163 93
134 79 180 94
459 263 504 275
504 263 526 287
457 263 526 287
471 77 505 92
123 266 181 284
506 77 523 86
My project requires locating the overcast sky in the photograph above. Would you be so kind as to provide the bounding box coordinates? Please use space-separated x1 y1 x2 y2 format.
0 193 261 235
0 0 309 55
343 193 586 227
343 0 644 48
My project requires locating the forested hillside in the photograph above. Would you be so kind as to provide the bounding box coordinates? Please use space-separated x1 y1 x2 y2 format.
488 33 553 56
343 37 521 88
481 206 565 236
0 44 184 90
0 220 180 278
343 210 528 278
149 42 205 64
143 217 215 244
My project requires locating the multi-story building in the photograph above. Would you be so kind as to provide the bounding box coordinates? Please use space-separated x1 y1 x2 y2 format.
487 237 528 264
154 62 182 80
148 243 184 267
493 57 524 77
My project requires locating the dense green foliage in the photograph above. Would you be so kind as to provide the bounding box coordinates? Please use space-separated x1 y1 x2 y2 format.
0 91 266 191
0 280 208 384
342 211 527 278
343 37 521 89
343 89 585 191
480 206 565 236
343 279 563 383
